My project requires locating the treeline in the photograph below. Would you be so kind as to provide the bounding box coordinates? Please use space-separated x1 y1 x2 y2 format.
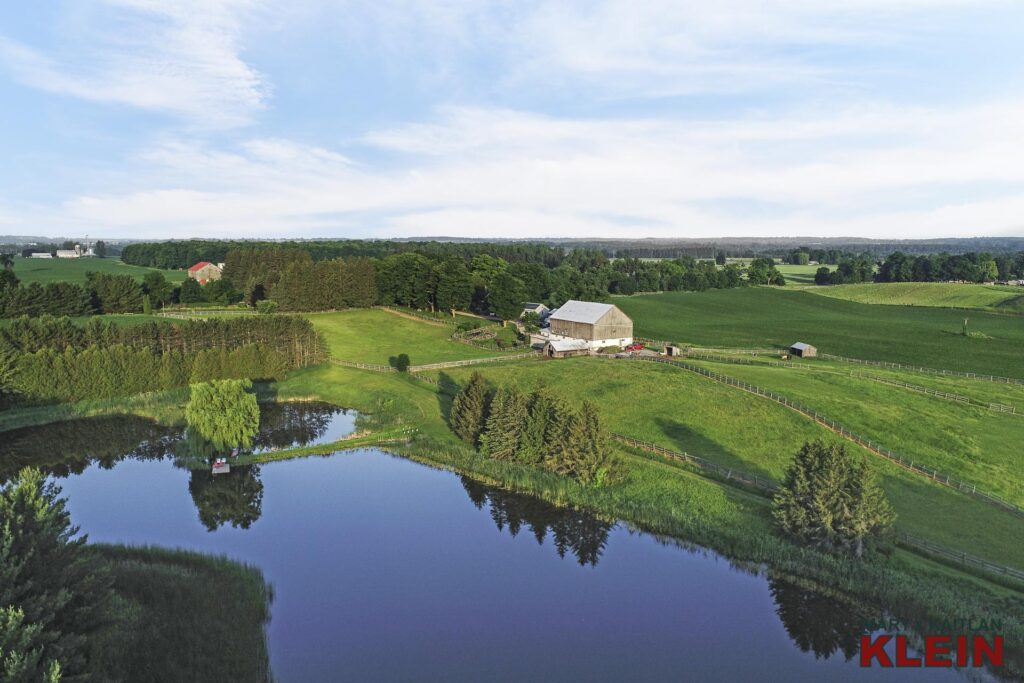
876 251 1024 284
814 254 875 285
172 243 760 320
449 373 614 485
0 315 325 404
0 269 182 318
224 248 377 310
122 239 566 270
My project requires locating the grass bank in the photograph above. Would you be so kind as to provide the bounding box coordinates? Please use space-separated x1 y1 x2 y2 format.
95 544 272 683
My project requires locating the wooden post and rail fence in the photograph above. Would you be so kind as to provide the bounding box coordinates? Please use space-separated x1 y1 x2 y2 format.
608 355 1024 519
612 433 1024 584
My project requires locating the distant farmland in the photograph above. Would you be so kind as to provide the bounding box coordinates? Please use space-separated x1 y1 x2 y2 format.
11 256 186 285
806 281 1024 313
615 288 1024 378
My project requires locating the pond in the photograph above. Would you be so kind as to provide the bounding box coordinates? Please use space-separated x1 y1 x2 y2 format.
1 415 977 681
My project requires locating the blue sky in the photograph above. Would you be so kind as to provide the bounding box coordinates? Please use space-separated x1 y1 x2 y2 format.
1 0 1023 240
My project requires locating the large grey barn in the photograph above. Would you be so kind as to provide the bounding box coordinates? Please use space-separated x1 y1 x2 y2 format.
547 300 633 350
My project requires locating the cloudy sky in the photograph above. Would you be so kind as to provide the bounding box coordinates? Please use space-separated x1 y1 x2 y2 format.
1 1 1023 240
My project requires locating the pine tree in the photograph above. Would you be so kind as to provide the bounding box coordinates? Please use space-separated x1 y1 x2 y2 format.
0 468 114 681
573 400 613 485
516 389 554 465
772 441 895 557
450 372 492 447
480 386 528 460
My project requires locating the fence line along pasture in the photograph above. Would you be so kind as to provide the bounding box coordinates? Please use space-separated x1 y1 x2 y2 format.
685 352 1021 414
819 353 1024 386
331 352 539 374
408 352 540 372
612 433 1024 582
612 355 1024 519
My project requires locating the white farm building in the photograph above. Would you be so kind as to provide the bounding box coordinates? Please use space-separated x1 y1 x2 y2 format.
543 300 633 351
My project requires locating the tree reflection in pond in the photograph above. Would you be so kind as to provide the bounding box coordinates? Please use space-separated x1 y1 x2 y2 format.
0 416 179 482
769 574 874 661
460 476 614 566
189 465 265 532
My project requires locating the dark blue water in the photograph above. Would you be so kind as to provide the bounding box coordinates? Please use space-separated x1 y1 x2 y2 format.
32 443 972 682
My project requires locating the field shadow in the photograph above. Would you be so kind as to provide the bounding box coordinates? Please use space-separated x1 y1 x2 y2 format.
436 371 460 427
654 417 777 483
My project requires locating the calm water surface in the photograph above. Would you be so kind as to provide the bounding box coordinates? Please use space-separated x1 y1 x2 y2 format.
2 414 977 682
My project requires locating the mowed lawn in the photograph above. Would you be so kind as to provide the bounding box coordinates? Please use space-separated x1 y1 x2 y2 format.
11 256 186 285
430 357 1024 568
686 358 1024 506
807 281 1024 312
616 288 1024 377
306 309 499 366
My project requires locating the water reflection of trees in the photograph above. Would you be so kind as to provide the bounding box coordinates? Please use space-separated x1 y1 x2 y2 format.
0 403 344 533
769 575 873 661
0 416 179 482
460 476 614 566
189 466 265 531
250 402 343 451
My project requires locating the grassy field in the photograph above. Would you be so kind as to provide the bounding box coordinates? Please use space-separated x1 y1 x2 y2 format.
683 357 1024 506
426 357 1024 568
307 309 500 366
615 288 1024 378
807 281 1024 312
776 264 828 285
11 255 186 285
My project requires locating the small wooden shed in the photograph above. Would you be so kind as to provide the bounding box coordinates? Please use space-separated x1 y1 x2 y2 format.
544 339 591 359
789 342 817 358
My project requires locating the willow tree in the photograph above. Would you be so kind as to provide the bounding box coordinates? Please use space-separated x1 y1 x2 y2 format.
772 441 895 558
185 379 260 451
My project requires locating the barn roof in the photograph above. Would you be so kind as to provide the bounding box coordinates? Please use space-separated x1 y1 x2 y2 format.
188 261 213 272
548 300 618 325
547 339 590 352
790 342 813 350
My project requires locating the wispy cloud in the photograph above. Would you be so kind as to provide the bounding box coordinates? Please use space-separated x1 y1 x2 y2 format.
13 99 1021 238
0 0 267 127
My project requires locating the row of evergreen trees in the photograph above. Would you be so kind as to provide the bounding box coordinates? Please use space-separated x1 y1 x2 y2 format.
0 316 325 405
9 345 290 403
0 315 324 362
449 373 614 485
0 271 148 318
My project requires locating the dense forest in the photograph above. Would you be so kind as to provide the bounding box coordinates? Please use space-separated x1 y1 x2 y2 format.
874 251 1024 284
119 239 772 319
0 316 325 404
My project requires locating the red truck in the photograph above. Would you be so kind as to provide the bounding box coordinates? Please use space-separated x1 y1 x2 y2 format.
624 343 645 352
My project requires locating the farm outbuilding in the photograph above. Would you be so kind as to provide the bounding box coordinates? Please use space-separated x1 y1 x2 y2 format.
789 342 817 358
188 261 223 285
521 302 550 320
547 301 633 350
544 339 591 358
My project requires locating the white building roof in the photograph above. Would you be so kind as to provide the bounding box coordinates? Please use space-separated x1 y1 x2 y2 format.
790 342 813 350
548 300 616 325
547 339 591 352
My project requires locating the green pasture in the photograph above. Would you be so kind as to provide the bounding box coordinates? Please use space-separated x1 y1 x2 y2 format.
11 256 186 285
684 357 1024 507
305 309 498 366
807 281 1024 312
425 357 1024 568
615 288 1024 378
776 263 828 284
